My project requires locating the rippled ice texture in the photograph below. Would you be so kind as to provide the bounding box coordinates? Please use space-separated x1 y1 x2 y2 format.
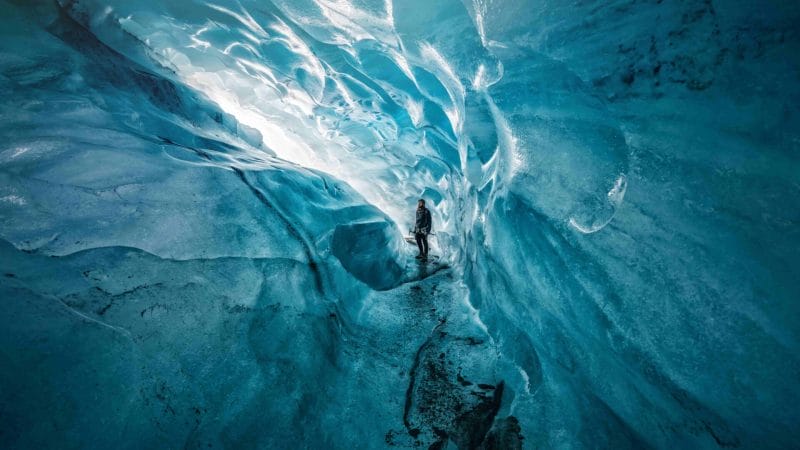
1 0 799 448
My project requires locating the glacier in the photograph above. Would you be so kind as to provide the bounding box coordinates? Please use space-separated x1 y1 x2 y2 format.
1 0 798 448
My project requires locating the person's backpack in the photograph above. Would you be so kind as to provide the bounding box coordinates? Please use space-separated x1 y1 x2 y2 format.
426 208 433 234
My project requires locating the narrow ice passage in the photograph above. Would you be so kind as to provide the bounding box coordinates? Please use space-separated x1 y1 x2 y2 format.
1 0 799 449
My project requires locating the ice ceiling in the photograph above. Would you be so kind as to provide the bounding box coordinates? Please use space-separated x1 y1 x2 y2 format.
1 0 799 448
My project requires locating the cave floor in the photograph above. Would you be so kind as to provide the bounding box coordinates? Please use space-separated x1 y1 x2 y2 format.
334 268 521 449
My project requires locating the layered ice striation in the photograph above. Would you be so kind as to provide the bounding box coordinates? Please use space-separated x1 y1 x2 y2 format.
1 0 799 448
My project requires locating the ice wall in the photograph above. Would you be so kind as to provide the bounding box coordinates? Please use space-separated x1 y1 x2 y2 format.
462 2 800 448
1 0 799 448
0 3 406 446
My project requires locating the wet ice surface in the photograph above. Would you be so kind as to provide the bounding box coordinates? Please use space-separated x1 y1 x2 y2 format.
2 0 800 448
330 269 514 449
1 239 515 449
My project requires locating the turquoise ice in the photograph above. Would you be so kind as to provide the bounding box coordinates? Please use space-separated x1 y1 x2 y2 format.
1 0 799 448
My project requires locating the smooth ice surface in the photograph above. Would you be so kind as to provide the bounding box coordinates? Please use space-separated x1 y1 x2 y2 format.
1 0 799 448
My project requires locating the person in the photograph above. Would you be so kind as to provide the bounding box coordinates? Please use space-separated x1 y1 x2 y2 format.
414 199 432 259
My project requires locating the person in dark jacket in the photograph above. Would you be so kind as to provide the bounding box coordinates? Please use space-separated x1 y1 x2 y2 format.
414 199 432 259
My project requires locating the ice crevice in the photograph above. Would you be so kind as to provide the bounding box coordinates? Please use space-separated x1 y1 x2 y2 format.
1 0 799 449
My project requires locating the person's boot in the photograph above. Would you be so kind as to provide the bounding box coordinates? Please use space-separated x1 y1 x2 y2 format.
415 254 424 259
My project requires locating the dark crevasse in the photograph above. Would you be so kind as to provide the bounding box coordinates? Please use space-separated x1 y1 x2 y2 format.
1 0 799 449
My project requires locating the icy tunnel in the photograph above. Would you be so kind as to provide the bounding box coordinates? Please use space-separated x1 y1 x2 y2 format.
1 0 798 448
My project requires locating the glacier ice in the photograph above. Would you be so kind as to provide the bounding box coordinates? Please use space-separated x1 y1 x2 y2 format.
1 0 799 448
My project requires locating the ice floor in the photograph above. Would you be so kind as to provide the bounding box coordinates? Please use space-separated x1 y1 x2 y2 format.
2 238 520 448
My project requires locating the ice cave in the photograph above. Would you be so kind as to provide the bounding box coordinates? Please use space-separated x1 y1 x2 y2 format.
1 0 798 448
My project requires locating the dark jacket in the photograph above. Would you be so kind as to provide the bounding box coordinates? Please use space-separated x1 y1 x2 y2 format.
415 207 432 234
